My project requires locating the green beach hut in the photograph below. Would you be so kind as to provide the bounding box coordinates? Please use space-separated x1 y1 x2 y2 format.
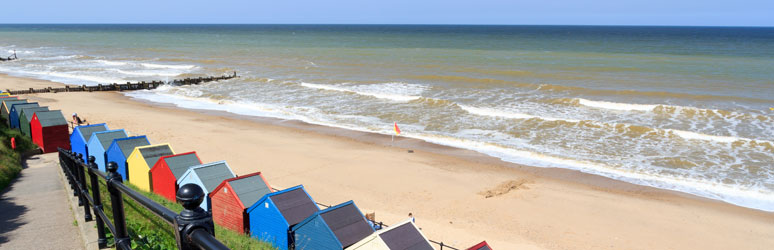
19 106 49 137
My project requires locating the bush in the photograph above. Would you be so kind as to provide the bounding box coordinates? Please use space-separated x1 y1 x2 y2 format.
0 123 36 191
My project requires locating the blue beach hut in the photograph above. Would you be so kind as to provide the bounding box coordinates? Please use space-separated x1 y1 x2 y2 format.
87 129 128 172
176 161 235 211
247 185 320 250
292 200 374 250
105 136 150 180
70 124 109 162
9 102 38 129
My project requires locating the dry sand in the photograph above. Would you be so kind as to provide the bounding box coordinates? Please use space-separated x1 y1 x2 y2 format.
3 74 773 250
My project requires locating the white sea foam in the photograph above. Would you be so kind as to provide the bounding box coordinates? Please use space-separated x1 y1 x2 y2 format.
94 59 129 66
459 105 577 122
124 88 774 212
578 98 658 111
301 82 427 102
113 69 180 77
459 104 773 146
141 63 197 70
408 133 774 212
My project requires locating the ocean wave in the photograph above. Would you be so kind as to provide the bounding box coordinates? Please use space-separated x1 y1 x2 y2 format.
113 69 180 77
410 133 774 212
577 98 658 111
123 88 774 212
569 98 773 124
300 82 427 102
459 104 773 146
459 105 575 122
94 59 129 66
141 63 197 70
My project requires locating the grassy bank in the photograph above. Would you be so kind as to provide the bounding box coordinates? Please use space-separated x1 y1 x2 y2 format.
0 121 35 191
83 170 275 249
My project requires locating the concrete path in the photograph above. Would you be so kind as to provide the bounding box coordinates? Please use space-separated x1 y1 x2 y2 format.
0 153 85 250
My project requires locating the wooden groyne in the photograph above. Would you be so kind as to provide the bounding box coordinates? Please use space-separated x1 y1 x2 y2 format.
5 72 238 95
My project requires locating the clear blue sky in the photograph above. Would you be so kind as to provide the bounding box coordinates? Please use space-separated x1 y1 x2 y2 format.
1 0 773 26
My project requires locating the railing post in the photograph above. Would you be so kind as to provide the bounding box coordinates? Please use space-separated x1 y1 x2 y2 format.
88 156 108 248
106 162 131 249
440 242 444 250
174 183 215 250
76 153 84 206
81 157 93 221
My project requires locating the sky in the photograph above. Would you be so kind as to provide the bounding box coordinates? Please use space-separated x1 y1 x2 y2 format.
1 0 773 26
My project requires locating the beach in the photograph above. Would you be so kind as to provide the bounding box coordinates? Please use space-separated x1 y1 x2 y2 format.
3 74 772 249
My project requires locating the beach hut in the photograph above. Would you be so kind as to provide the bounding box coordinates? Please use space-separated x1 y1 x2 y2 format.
177 161 236 211
127 144 174 191
210 172 273 234
0 92 9 96
150 152 203 201
292 200 374 250
466 241 492 250
346 220 433 250
70 124 109 162
105 136 150 180
18 106 49 137
87 129 128 172
9 102 38 129
1 99 27 125
247 185 320 250
30 110 69 153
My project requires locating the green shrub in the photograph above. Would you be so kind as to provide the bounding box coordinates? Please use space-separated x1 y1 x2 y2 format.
0 123 36 191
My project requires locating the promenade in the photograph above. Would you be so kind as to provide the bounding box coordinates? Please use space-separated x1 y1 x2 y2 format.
0 153 84 250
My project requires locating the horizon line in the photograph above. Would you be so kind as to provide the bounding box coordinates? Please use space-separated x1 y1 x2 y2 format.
1 23 773 28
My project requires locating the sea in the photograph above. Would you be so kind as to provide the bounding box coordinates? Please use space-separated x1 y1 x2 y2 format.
0 24 772 211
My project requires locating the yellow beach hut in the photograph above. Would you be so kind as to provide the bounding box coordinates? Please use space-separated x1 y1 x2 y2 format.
126 143 174 192
0 92 10 96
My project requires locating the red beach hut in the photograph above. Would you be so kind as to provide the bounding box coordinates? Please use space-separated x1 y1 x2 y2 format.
30 110 70 153
150 151 203 201
467 241 492 250
210 172 272 234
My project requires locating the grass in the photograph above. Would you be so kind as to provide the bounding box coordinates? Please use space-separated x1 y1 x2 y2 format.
0 118 36 191
82 170 275 249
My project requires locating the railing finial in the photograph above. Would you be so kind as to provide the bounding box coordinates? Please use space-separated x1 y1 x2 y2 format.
175 183 215 250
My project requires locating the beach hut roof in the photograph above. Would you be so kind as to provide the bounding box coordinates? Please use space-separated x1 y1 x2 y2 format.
164 153 203 179
93 130 128 149
11 102 39 114
226 173 272 208
378 220 433 250
271 186 319 226
35 110 67 127
114 136 150 158
138 144 174 169
76 124 109 142
467 241 492 250
2 99 27 111
310 201 373 247
20 107 49 122
191 161 235 192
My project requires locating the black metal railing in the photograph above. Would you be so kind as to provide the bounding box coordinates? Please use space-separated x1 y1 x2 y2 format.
58 148 229 250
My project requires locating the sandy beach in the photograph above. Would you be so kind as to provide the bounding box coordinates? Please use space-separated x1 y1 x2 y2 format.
3 74 773 250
